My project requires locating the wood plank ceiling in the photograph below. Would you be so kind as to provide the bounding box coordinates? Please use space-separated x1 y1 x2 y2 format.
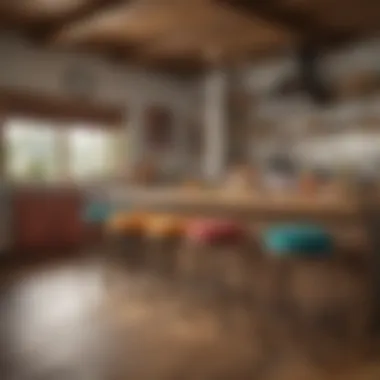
0 0 379 73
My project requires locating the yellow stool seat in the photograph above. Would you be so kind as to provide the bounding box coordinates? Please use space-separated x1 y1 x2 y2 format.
106 212 146 234
145 214 186 238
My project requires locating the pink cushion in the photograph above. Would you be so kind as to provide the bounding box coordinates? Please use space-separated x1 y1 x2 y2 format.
186 219 247 244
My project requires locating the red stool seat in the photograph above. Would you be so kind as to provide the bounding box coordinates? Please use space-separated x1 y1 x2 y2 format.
186 219 247 244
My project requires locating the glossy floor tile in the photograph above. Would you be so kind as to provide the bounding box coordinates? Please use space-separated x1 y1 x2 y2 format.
0 248 380 380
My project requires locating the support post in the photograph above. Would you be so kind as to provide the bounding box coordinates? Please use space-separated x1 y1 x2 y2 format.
203 68 228 182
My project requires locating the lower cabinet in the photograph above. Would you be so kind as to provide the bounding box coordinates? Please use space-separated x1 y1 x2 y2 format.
51 191 85 248
12 188 90 253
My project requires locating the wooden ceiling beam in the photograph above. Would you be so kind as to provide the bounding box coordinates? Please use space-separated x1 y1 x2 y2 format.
216 0 352 45
217 0 321 34
139 31 288 63
52 2 197 47
53 0 128 26
51 0 293 70
135 2 293 63
29 0 131 41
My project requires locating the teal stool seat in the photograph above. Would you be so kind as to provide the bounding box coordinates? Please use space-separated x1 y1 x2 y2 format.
263 224 333 258
83 202 112 223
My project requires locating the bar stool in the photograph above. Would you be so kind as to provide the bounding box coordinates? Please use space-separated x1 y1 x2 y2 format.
83 201 112 248
106 211 147 270
144 213 186 279
263 224 333 259
180 218 254 330
181 218 250 294
261 223 334 340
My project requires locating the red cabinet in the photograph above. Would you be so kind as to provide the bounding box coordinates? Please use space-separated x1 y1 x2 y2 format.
12 188 87 252
13 191 55 250
52 191 84 247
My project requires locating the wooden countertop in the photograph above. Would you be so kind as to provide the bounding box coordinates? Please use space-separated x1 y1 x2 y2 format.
104 187 370 219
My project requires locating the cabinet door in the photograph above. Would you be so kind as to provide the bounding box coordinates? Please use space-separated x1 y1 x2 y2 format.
84 223 104 245
14 192 55 250
53 191 85 248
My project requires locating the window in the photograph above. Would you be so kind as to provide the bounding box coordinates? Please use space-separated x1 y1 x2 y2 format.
67 126 121 181
5 118 59 182
4 118 125 183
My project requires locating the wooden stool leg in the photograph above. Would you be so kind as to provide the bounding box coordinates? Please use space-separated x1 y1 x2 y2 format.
106 232 145 270
178 241 197 280
146 237 162 277
162 236 180 279
147 236 180 280
123 232 146 271
178 242 215 296
210 241 251 328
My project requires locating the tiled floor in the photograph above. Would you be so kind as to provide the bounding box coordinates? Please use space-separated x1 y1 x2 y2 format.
0 246 380 380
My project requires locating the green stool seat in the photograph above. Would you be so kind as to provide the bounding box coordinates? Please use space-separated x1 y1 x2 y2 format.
83 202 112 223
263 224 333 258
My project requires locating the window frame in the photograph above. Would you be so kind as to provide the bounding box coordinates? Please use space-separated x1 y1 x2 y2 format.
2 116 126 185
0 89 126 186
4 118 62 184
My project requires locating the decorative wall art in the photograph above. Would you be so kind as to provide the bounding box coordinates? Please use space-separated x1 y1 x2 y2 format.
145 105 173 151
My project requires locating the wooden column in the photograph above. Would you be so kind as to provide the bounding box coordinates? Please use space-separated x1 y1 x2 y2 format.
203 67 251 181
203 68 228 181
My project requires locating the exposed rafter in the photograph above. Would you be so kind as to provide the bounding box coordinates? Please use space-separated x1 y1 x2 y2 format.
2 0 378 74
216 0 353 45
30 0 130 41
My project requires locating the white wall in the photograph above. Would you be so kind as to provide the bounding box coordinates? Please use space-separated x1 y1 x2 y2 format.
9 34 380 176
0 33 201 173
0 33 199 109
